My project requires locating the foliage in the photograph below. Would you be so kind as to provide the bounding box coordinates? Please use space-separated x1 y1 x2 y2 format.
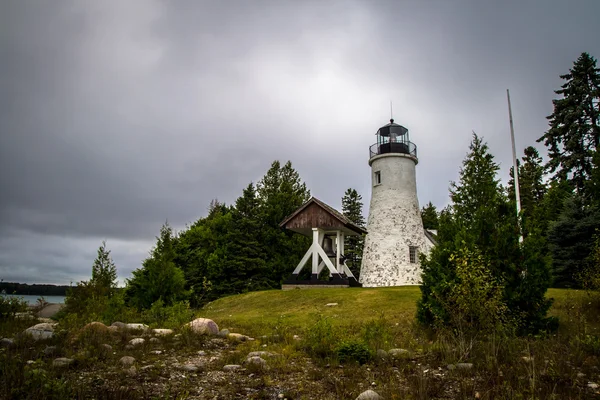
302 315 337 360
421 201 439 230
0 294 28 319
141 299 196 329
418 134 553 335
547 195 600 287
335 340 372 365
125 222 189 310
537 52 600 197
341 188 365 278
90 240 118 296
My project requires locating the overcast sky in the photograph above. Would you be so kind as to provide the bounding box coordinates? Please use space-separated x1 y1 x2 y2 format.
1 1 599 285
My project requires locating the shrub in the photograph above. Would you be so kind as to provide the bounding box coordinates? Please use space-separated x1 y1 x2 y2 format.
302 315 337 360
0 294 28 319
336 340 372 365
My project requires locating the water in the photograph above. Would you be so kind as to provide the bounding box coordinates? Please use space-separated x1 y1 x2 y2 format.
2 294 65 305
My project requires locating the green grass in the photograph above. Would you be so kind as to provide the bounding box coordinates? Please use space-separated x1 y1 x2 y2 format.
201 287 597 332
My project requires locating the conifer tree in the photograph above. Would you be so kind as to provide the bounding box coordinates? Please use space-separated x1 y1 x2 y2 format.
125 222 188 310
421 202 439 230
90 241 118 295
537 52 600 197
341 188 365 278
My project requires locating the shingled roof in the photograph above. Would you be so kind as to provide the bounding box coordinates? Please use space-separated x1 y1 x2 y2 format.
279 197 367 236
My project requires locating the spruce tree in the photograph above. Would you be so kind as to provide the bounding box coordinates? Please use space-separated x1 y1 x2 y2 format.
90 241 118 295
418 134 554 335
341 188 365 278
125 222 189 310
421 202 439 230
537 52 600 197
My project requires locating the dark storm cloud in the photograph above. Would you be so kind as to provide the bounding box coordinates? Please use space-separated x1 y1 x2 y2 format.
1 0 599 284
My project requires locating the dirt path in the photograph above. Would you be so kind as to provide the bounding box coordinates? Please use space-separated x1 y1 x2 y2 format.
36 303 64 318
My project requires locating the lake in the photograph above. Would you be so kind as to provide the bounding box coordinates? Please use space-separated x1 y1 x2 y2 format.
2 294 65 305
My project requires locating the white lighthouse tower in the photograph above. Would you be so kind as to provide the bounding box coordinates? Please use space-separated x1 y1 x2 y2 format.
359 119 433 287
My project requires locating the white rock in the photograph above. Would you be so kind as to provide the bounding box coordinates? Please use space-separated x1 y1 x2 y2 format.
52 358 74 368
388 348 410 358
246 356 267 368
325 303 338 307
223 364 242 372
356 389 383 400
129 338 145 346
120 356 136 366
24 323 55 340
247 351 277 358
588 382 599 390
125 323 149 331
152 328 174 336
228 333 251 342
187 318 219 335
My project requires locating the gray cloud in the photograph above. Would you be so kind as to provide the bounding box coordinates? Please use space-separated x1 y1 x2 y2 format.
1 0 599 284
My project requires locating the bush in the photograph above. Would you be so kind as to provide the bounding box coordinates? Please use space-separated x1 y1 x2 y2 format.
302 315 337 360
0 294 28 319
336 340 372 365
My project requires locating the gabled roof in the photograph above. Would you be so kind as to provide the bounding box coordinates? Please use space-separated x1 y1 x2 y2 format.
279 197 368 236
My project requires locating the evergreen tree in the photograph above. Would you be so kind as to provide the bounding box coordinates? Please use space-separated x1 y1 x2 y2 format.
421 202 439 230
125 222 189 310
90 241 118 295
341 188 365 278
418 134 554 335
547 195 600 287
537 52 600 197
508 146 547 237
257 160 311 284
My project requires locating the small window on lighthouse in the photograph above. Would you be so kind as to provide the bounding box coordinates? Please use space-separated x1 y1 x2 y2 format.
409 246 419 263
374 171 381 186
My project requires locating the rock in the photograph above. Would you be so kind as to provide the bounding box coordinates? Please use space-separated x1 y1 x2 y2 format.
325 303 338 307
125 323 149 331
456 363 473 370
83 321 107 330
15 312 34 320
101 344 113 352
223 364 242 372
247 351 277 358
125 366 137 376
187 318 219 335
245 356 267 368
52 358 74 368
107 326 119 333
24 323 55 340
388 348 410 358
0 338 14 348
26 360 35 365
149 337 160 343
228 333 251 342
150 350 162 355
152 328 174 336
293 335 301 341
375 349 388 360
43 346 57 356
178 363 200 372
577 372 586 378
588 382 599 390
111 321 127 329
356 389 383 400
129 338 145 346
120 356 136 366
197 350 207 356
521 356 534 363
218 329 230 338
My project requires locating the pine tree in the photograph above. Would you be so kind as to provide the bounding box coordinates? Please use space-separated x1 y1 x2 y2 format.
421 202 439 230
125 222 189 310
90 241 118 295
341 188 365 278
257 160 311 284
537 52 600 196
418 134 554 335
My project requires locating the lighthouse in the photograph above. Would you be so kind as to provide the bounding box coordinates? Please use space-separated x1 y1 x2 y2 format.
359 119 434 287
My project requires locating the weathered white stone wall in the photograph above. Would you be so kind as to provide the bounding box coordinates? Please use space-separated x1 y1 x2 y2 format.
359 154 431 287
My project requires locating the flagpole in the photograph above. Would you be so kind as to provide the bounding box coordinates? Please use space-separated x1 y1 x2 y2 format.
507 89 523 243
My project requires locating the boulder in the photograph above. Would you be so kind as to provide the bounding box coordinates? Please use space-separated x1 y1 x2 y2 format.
187 318 219 335
24 323 56 340
149 337 160 343
228 333 251 342
120 356 136 366
52 358 74 368
152 328 174 336
84 321 107 330
223 364 242 372
111 321 127 329
375 349 388 360
218 329 230 338
356 389 383 400
388 348 410 358
129 338 145 346
245 356 267 368
101 344 113 352
0 338 14 348
177 363 201 372
125 323 149 331
44 346 57 356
